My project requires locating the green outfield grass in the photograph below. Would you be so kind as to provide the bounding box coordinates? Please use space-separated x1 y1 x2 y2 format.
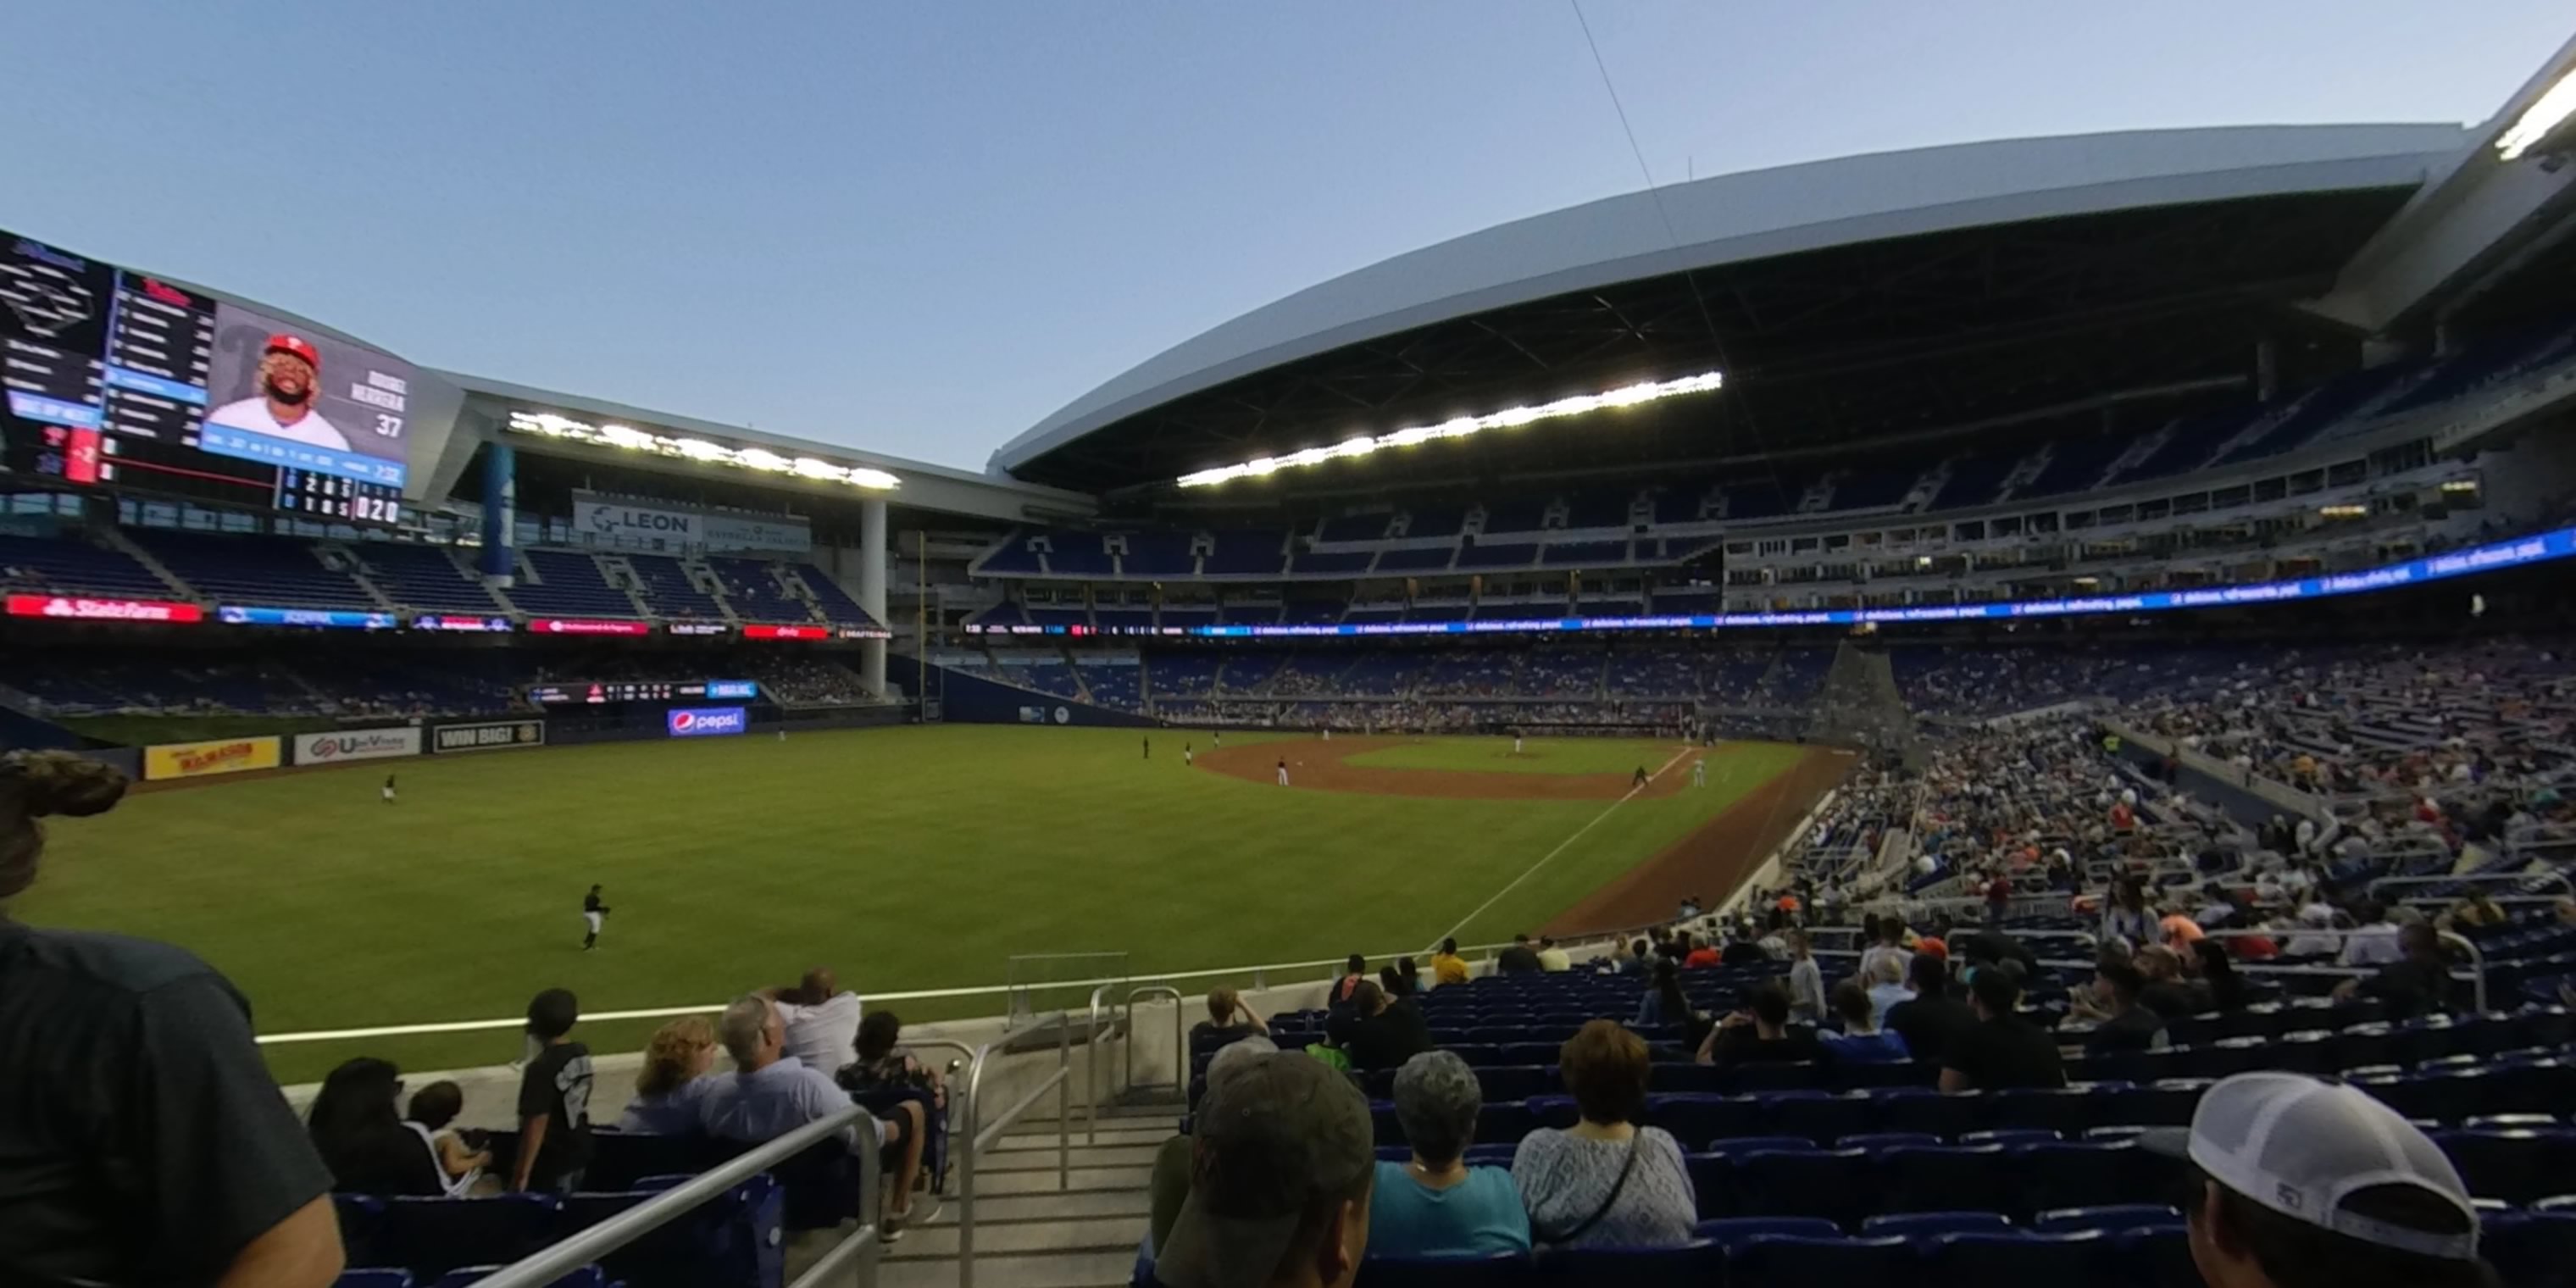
1342 735 1685 775
13 724 1807 1082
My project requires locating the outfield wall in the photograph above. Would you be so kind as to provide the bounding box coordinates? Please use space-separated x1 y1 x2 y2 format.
907 659 1158 729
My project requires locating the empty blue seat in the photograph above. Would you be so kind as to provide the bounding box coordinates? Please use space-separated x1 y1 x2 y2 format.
1692 1216 1839 1250
1353 1251 1532 1288
1932 1230 2107 1285
1476 1100 1539 1145
2112 1224 2201 1288
2034 1204 2184 1233
1531 1240 1721 1286
1703 1135 1815 1156
1881 1145 2010 1214
1763 1091 1874 1143
1959 1129 2060 1147
1728 1234 1917 1287
2437 1129 2575 1205
1478 1066 1549 1102
335 1272 414 1288
2483 1211 2576 1288
1862 1211 2012 1243
1985 1087 2101 1135
2010 1141 2142 1213
1685 1154 1730 1215
559 1173 780 1288
1730 1149 1874 1226
1875 1088 1982 1138
430 1269 604 1288
368 1195 562 1280
1838 1131 1941 1150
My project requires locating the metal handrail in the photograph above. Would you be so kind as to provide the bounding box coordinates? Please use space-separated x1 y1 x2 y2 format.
475 1100 881 1288
2369 870 2576 901
1085 983 1124 1146
955 1012 1072 1288
1124 985 1184 1099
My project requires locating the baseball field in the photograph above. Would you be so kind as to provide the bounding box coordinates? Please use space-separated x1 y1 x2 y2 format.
13 724 1846 1082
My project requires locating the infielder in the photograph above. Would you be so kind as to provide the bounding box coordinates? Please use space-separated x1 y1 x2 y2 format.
1184 741 1194 767
1513 734 1524 755
1693 759 1707 788
582 885 611 951
1275 758 1290 787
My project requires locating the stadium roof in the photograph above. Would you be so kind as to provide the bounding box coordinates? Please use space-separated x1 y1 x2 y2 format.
991 124 2470 495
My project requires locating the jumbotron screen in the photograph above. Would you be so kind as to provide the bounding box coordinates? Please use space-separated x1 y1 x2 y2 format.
526 680 759 705
0 228 415 524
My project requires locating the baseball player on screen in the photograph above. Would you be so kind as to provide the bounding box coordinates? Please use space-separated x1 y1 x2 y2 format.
581 884 611 951
205 333 352 450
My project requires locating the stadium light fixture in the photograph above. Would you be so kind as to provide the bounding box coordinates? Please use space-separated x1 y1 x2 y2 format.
2496 65 2576 161
1174 369 1723 488
507 410 900 491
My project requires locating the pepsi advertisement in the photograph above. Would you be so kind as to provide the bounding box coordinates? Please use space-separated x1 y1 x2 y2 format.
667 706 748 738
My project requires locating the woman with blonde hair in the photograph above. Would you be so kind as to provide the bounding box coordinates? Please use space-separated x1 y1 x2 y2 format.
618 1014 719 1134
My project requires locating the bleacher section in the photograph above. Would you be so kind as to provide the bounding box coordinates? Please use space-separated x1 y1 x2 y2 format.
0 533 172 600
514 551 641 619
705 557 805 623
354 543 514 615
625 553 726 621
126 530 378 609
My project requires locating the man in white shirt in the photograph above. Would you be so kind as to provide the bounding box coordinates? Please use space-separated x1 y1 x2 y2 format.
204 333 350 450
2337 905 2405 969
760 966 864 1080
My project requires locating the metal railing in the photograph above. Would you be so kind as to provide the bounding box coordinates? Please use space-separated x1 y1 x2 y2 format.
474 1101 881 1288
1121 985 1185 1104
955 1012 1073 1288
2369 869 2576 906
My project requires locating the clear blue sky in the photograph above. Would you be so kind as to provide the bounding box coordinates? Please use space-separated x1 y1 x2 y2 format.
3 3 2563 469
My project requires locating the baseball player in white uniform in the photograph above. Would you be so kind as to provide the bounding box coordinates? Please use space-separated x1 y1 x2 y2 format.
581 885 610 951
1184 742 1194 766
1275 758 1290 787
1513 734 1524 755
1693 759 1707 787
205 333 352 450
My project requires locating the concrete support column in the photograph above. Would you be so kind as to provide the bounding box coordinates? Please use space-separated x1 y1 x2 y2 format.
479 442 516 584
859 497 888 697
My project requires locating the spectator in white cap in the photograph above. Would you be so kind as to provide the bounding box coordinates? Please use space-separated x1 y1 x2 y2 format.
2142 1070 2493 1288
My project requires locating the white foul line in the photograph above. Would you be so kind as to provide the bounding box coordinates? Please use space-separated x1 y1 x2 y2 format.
1432 744 1696 948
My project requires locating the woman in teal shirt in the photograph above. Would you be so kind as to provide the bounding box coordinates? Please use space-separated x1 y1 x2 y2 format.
1368 1051 1532 1256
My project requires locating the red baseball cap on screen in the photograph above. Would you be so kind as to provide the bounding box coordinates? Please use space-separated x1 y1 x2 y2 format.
264 333 321 369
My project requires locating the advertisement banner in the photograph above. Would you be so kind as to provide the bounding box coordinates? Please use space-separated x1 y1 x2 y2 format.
143 736 282 780
741 623 828 640
667 706 748 738
528 618 652 636
410 614 514 633
219 606 398 629
292 727 421 764
704 680 758 699
666 621 729 636
572 490 811 553
432 719 547 753
7 593 204 624
574 497 697 542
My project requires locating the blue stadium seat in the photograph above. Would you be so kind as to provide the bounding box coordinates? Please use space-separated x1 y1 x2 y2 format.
1702 1135 1815 1156
1729 1149 1874 1226
2034 1204 2185 1234
559 1173 781 1288
1353 1251 1533 1288
2436 1129 2576 1205
1875 1088 1983 1138
1880 1144 2011 1214
1861 1211 2012 1243
1727 1235 1917 1288
334 1272 414 1288
1692 1216 1840 1250
2010 1140 2144 1213
368 1195 563 1280
430 1268 605 1288
1762 1090 1874 1143
1931 1230 2108 1286
1532 1240 1722 1286
2112 1224 2202 1288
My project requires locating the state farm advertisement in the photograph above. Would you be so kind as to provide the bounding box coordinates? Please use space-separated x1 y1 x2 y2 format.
6 594 204 624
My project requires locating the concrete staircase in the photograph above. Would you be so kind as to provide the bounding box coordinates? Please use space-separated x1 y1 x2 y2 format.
871 1106 1168 1288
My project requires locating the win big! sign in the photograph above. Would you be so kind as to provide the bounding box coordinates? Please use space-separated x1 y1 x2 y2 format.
432 720 547 753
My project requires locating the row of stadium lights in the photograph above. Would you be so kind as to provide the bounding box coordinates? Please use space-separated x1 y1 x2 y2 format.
1174 369 1725 489
2497 65 2576 163
506 411 902 491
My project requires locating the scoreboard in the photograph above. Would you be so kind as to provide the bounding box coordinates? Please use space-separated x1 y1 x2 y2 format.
2 228 415 524
525 679 760 705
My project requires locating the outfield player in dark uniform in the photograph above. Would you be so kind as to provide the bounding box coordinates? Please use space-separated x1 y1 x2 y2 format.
581 886 610 951
1632 765 1651 790
1141 736 1149 760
